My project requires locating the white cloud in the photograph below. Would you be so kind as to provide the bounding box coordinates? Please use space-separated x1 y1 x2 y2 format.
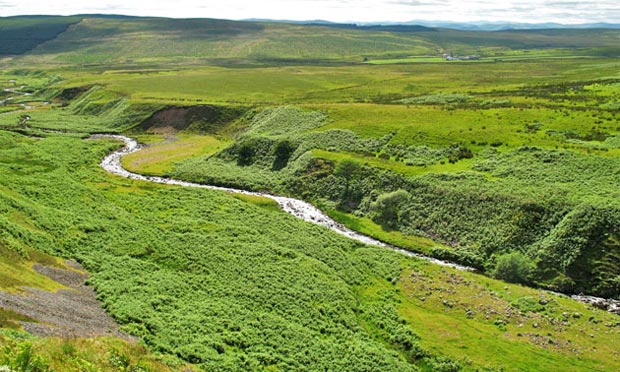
0 0 618 24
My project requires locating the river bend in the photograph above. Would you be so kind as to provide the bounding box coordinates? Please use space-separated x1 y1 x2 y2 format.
93 134 620 314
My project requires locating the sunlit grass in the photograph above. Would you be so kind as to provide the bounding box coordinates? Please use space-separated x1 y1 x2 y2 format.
312 148 476 176
324 208 439 254
395 262 620 371
122 133 230 175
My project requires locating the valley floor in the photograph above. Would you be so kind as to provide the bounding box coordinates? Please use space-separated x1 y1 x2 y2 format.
0 31 619 370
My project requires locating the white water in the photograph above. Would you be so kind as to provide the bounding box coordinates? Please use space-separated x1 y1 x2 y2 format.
93 134 474 271
92 134 620 313
1 87 33 110
4 82 617 312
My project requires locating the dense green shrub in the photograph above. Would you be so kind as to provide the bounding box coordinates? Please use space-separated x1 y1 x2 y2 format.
493 252 535 285
535 204 620 297
272 140 297 170
334 159 362 209
371 189 411 228
1 341 51 372
430 246 485 270
0 132 429 371
425 356 462 372
237 141 256 166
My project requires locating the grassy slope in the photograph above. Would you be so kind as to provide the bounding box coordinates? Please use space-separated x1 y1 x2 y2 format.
396 262 620 371
0 131 418 371
0 208 193 371
0 16 616 66
1 129 620 371
0 16 81 56
0 331 191 371
45 58 620 106
1 21 620 371
16 17 432 64
122 133 229 176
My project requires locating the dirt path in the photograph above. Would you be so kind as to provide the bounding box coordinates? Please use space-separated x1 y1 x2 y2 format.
0 261 133 339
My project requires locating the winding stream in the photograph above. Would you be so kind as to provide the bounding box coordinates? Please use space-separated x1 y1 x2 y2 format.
5 84 618 313
93 134 620 314
94 134 473 271
1 87 34 110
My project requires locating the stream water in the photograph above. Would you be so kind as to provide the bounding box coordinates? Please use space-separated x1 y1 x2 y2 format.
92 134 620 314
1 87 34 110
94 134 473 271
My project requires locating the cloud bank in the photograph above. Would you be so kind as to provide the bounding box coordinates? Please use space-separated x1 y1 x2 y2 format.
0 0 618 24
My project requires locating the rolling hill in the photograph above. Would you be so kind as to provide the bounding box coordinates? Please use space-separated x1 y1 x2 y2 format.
0 15 618 65
1 14 620 372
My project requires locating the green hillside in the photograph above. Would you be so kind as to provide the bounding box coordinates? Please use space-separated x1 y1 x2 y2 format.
0 16 81 56
1 122 619 372
0 16 618 65
1 15 620 372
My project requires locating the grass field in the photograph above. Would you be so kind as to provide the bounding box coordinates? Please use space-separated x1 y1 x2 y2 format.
1 15 620 371
1 131 619 371
312 148 477 176
396 262 620 371
313 103 619 151
365 48 604 64
41 59 620 106
122 133 230 175
325 208 440 253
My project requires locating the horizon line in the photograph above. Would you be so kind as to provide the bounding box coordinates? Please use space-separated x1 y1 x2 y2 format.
1 13 619 27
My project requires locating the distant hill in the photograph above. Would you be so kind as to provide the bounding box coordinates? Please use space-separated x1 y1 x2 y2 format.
1 15 619 63
399 21 620 31
0 15 81 55
247 18 620 31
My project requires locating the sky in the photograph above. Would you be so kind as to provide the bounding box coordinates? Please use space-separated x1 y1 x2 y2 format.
0 0 618 24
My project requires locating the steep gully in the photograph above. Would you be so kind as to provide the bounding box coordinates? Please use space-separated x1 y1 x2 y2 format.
93 134 620 314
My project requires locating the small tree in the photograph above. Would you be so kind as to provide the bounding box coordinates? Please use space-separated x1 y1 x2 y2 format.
334 159 361 181
493 252 534 285
371 189 411 228
237 142 256 166
272 140 296 170
335 159 361 208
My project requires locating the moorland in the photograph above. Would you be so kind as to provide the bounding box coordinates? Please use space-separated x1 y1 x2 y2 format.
0 15 619 371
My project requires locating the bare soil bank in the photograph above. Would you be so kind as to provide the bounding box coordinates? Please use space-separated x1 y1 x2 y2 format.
0 260 133 339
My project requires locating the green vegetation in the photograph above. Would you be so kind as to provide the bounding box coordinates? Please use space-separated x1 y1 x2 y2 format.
0 16 80 56
0 247 67 294
4 16 618 66
397 262 620 372
0 131 443 371
324 208 439 254
1 129 619 371
370 189 412 228
1 15 620 371
164 97 620 298
493 252 535 285
0 330 191 371
122 134 230 176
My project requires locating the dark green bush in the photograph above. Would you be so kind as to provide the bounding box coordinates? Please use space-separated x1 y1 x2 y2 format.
371 189 411 228
272 140 297 170
493 252 535 285
430 247 485 271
